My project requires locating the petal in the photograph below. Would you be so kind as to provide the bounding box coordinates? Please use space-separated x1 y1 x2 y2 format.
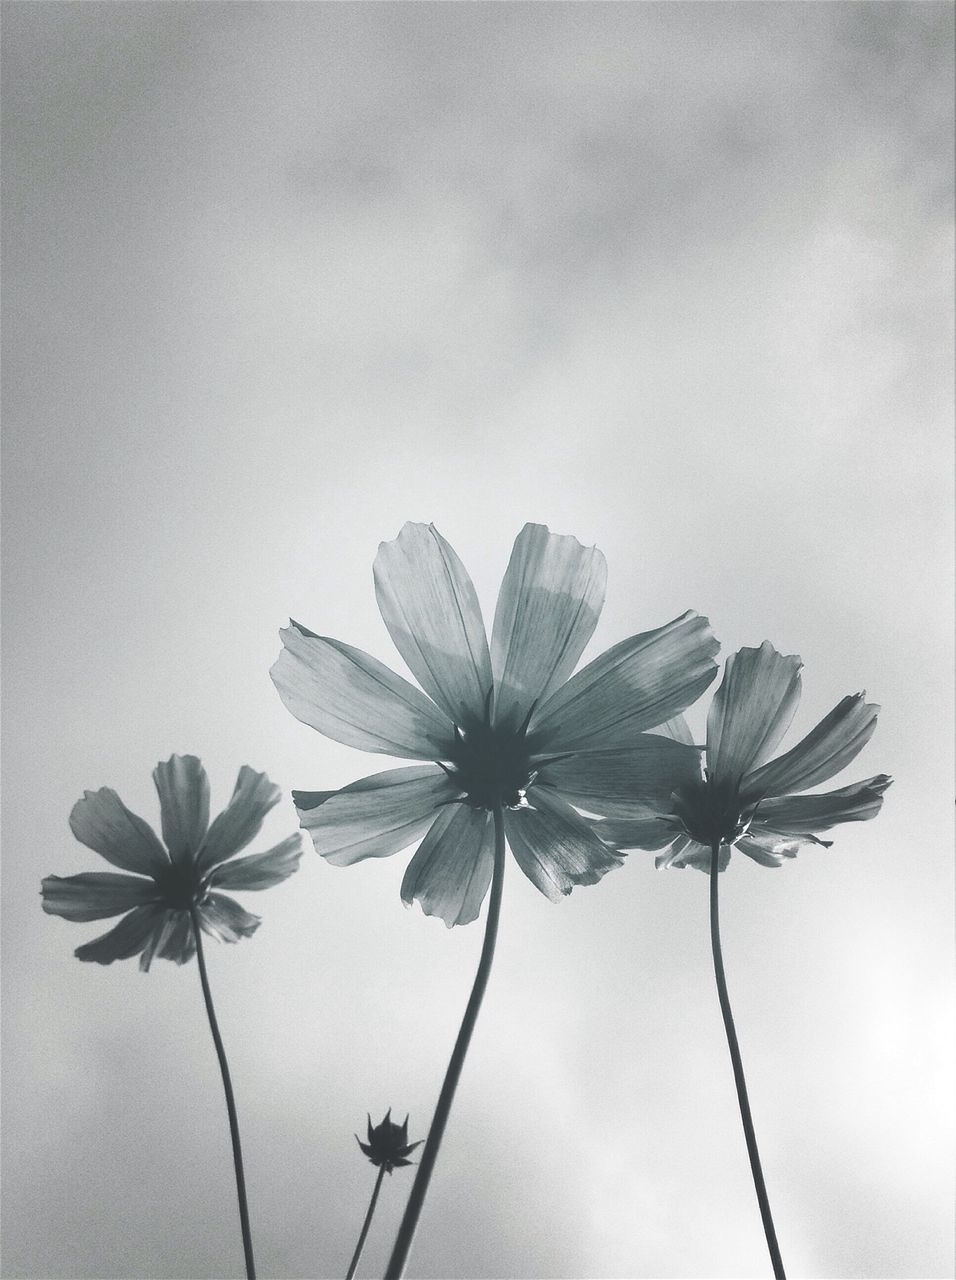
656 836 728 872
648 714 695 746
752 775 892 833
41 872 160 922
740 694 881 801
152 755 210 866
734 829 825 867
271 623 455 760
534 737 703 818
296 766 458 866
491 524 607 732
529 612 719 752
374 523 493 728
504 786 624 902
69 788 169 876
198 893 262 943
400 804 495 927
195 766 281 874
706 643 802 788
139 909 196 972
208 834 303 891
73 904 167 965
589 811 681 851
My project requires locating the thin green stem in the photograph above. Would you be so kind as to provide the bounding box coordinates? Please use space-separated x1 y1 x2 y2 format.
384 802 507 1280
709 841 786 1279
189 906 257 1280
345 1162 387 1280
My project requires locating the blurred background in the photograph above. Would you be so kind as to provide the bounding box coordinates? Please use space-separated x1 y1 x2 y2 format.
2 4 953 1277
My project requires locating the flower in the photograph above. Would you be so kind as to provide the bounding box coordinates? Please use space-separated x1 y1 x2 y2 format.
594 641 890 870
270 522 720 926
42 756 303 969
356 1110 423 1173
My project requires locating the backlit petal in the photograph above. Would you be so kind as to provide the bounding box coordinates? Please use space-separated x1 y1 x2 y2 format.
505 787 624 902
296 766 458 866
491 525 606 732
740 694 881 801
534 737 703 817
734 829 826 867
139 909 196 971
74 904 167 965
69 788 169 876
195 766 281 874
753 775 891 833
209 834 303 891
374 523 492 728
271 623 455 759
152 755 210 865
198 893 262 943
656 836 728 872
648 714 695 746
41 872 160 922
589 811 678 851
706 643 802 788
530 612 719 752
400 804 494 927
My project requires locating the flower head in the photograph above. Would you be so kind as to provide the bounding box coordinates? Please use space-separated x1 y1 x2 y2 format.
356 1109 422 1173
594 641 890 870
42 756 303 969
271 522 719 925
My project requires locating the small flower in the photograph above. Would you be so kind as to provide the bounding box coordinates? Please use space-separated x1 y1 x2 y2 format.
271 522 720 926
42 756 303 969
356 1109 423 1173
595 641 890 870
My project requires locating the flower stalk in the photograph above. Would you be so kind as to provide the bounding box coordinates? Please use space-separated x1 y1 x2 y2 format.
709 841 785 1280
345 1162 387 1280
384 802 507 1280
190 905 257 1280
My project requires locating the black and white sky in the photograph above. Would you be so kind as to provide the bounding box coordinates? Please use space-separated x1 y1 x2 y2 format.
2 4 954 1278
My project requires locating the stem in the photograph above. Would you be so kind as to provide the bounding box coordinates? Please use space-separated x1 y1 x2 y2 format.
345 1163 387 1280
384 803 507 1280
189 905 257 1280
709 842 786 1279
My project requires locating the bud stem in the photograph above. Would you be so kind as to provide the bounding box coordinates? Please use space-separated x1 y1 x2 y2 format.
709 841 786 1278
345 1162 387 1280
384 802 507 1279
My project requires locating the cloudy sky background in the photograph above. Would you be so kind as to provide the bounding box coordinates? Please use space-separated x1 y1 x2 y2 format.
2 4 953 1278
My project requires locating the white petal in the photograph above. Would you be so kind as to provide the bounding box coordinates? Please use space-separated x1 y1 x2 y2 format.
69 789 169 876
374 523 492 728
530 612 719 752
41 872 160 922
272 623 455 759
491 524 606 732
152 755 210 865
195 766 281 874
741 694 881 801
296 766 458 866
752 775 891 832
400 804 494 927
504 787 624 902
706 643 802 788
209 834 303 891
534 737 703 817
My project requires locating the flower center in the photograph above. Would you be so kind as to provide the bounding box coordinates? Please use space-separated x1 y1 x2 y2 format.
153 860 203 910
443 718 536 811
672 776 752 847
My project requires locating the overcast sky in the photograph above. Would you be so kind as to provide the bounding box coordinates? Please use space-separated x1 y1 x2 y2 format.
2 4 953 1279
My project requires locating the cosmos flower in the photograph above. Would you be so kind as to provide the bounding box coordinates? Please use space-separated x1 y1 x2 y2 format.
356 1110 423 1173
271 522 719 926
596 641 890 870
42 756 303 969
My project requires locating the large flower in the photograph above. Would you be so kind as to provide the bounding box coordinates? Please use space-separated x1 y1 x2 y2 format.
270 522 720 926
42 756 303 969
595 641 890 870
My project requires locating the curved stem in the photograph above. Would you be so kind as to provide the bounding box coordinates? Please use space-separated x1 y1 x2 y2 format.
384 803 507 1280
709 842 786 1279
345 1163 387 1280
189 906 257 1280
